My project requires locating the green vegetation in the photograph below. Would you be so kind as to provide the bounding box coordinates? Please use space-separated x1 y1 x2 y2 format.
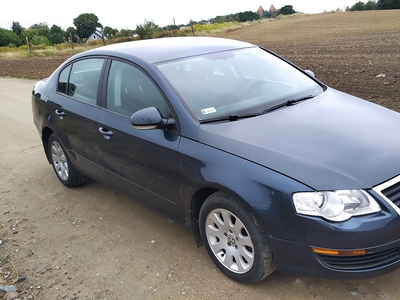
73 13 102 40
136 20 159 40
2 1 399 48
6 2 398 55
279 5 296 15
347 0 400 11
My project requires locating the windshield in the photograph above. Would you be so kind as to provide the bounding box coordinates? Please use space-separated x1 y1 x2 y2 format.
157 47 324 121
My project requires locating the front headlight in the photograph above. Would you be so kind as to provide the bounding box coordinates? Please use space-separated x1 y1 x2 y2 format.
292 190 381 222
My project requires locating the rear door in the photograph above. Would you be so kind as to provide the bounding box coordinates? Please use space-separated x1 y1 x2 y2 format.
52 57 108 184
97 60 184 221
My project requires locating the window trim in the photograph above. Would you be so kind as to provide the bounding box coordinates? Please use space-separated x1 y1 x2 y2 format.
56 56 107 106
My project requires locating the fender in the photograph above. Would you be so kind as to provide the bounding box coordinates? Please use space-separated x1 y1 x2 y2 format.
178 137 313 244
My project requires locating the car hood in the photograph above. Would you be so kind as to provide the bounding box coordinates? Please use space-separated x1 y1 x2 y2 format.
199 88 400 190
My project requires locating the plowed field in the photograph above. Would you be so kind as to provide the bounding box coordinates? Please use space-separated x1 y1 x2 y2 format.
1 10 399 110
218 10 400 111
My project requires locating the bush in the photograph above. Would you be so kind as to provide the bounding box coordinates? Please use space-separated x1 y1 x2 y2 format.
18 45 28 51
54 43 71 51
31 44 48 50
0 46 12 52
31 35 50 46
87 39 104 46
193 22 239 33
107 36 139 44
155 28 192 38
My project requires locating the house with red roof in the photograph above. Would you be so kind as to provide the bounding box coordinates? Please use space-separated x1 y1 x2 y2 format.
257 6 265 16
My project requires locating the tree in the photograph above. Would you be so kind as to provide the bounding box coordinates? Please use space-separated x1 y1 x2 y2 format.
365 0 378 9
103 26 118 37
118 28 135 37
50 24 63 34
30 23 51 39
73 13 102 40
0 28 20 46
279 5 296 15
50 25 65 44
11 21 23 36
237 11 260 22
211 15 228 23
135 20 159 40
66 27 78 43
30 22 49 30
161 24 180 31
377 0 400 8
30 23 52 44
350 1 367 10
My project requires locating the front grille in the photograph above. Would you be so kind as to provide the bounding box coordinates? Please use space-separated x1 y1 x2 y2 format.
373 175 400 214
382 181 400 207
317 248 400 270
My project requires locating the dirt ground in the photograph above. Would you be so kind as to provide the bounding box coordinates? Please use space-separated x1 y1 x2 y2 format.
1 10 400 300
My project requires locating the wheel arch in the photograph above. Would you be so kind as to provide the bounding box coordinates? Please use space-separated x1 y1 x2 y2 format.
190 186 269 248
42 126 54 164
190 187 219 247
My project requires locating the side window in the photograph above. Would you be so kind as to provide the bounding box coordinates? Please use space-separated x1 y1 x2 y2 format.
58 58 104 104
106 60 170 117
58 65 71 94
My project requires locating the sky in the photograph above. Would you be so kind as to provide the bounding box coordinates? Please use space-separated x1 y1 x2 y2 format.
1 0 353 31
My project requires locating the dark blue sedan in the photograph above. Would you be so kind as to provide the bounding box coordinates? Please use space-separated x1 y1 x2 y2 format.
32 36 400 283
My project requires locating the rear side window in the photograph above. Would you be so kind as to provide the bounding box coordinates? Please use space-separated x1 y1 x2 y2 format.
58 58 104 104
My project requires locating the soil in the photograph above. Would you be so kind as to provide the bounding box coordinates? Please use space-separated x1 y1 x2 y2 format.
218 10 400 112
0 10 400 300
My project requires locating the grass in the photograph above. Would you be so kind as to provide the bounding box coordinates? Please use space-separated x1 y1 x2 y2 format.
0 44 93 58
0 18 279 58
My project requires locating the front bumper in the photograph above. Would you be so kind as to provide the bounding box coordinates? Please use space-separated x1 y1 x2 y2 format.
268 176 400 279
270 236 400 279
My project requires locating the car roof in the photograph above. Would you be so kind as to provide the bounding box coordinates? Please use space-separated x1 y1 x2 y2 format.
82 36 256 64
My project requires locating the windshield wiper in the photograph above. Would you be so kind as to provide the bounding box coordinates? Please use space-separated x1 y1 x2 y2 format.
263 95 314 113
200 112 262 124
200 95 315 124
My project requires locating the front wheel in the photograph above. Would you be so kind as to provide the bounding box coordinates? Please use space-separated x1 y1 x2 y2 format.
199 192 275 283
48 133 89 187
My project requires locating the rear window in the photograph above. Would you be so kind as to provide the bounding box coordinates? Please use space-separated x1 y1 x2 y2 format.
58 58 104 104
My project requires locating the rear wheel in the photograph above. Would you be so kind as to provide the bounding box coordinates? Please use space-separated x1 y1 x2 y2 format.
199 191 275 283
48 133 88 187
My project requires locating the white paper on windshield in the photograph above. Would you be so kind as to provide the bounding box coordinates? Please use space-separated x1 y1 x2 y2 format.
201 107 217 115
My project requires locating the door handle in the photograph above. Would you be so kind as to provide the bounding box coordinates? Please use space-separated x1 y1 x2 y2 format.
55 109 65 119
99 127 114 139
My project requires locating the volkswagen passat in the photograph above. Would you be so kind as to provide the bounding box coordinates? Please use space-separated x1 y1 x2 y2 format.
32 37 400 283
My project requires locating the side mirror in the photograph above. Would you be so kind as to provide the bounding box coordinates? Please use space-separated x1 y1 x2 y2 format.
130 107 175 130
304 70 315 78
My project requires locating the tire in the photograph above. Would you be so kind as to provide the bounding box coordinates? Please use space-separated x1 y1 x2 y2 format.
48 133 89 187
199 191 275 283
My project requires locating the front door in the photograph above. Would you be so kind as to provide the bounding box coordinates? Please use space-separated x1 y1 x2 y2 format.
97 60 183 221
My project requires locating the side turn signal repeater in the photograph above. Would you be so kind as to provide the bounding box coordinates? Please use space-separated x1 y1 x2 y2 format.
312 247 366 256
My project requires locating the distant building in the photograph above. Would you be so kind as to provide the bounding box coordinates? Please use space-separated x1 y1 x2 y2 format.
257 6 265 16
86 30 107 43
257 4 277 16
